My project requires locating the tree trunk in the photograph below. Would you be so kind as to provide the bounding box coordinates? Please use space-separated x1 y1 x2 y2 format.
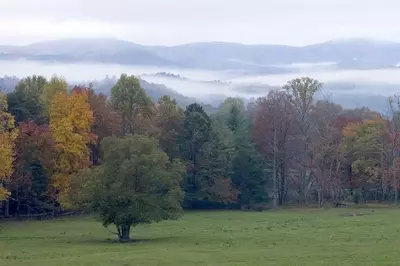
280 161 286 205
317 187 323 208
52 199 56 217
303 149 308 205
391 112 398 205
394 169 398 205
272 128 277 208
117 224 131 242
4 199 9 217
90 143 101 166
304 168 309 206
393 148 398 205
16 187 20 217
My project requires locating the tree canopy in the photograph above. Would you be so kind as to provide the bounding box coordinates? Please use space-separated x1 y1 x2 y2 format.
70 135 185 241
3 73 400 240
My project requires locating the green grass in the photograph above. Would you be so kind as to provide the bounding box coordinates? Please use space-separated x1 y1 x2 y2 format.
1 208 400 265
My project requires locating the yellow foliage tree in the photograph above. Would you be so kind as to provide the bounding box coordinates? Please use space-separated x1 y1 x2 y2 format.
50 88 94 205
341 117 390 189
0 90 16 201
342 122 361 138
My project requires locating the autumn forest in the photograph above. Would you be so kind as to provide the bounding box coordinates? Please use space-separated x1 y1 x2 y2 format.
1 74 400 239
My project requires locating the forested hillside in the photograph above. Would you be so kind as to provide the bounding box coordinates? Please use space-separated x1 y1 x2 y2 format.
2 74 400 228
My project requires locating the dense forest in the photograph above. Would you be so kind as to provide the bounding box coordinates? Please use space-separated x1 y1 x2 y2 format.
1 73 400 238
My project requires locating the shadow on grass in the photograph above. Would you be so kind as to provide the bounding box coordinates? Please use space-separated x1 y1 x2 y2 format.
0 232 185 245
69 235 185 245
0 235 68 241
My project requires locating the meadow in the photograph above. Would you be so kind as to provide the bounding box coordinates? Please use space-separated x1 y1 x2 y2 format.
1 207 400 265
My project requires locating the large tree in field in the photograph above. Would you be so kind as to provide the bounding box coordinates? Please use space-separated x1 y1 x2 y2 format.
7 75 48 124
69 135 185 242
50 88 94 205
110 74 154 135
284 77 322 204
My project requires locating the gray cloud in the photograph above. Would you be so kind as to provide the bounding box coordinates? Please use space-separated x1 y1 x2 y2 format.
0 0 399 45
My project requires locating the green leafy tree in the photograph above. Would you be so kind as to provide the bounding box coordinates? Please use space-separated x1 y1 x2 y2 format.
40 75 68 121
155 96 184 159
7 75 48 124
69 135 185 242
343 117 389 202
110 74 154 135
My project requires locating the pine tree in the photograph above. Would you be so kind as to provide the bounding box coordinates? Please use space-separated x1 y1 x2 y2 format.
196 123 237 206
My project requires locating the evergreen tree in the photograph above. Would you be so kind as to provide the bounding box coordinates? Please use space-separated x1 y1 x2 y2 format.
179 103 212 207
217 97 270 209
195 123 237 207
232 142 269 209
7 75 47 124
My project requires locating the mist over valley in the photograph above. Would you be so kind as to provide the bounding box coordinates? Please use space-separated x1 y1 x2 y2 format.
1 40 399 112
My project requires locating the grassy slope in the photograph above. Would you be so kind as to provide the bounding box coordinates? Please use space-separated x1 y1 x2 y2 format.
1 208 400 266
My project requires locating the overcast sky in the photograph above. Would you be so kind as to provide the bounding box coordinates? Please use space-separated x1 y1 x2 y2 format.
0 0 398 46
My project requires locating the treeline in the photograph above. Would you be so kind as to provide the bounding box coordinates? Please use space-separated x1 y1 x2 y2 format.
1 75 400 218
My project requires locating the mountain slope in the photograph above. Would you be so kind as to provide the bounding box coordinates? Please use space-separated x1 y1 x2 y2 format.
0 38 172 66
1 38 400 71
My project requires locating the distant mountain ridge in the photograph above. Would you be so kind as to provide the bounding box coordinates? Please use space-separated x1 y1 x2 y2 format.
1 38 400 72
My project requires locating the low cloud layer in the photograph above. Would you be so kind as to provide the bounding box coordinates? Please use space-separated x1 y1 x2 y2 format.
0 0 399 45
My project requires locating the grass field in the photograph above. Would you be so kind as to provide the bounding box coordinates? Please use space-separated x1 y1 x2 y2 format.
1 208 400 265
